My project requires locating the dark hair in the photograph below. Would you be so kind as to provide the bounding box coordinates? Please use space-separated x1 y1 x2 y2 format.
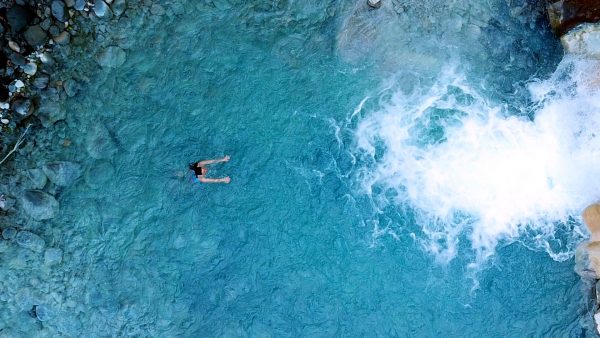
188 162 197 170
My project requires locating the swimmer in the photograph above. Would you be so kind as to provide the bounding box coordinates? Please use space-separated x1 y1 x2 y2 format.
189 155 231 184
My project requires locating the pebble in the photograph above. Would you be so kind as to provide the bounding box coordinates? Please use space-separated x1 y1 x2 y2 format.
16 231 46 253
74 0 85 11
22 63 37 76
34 75 50 89
52 1 67 22
12 99 31 116
63 79 78 97
54 31 71 45
112 0 126 17
367 0 382 9
2 227 17 240
44 248 63 266
8 41 20 53
94 0 111 18
34 304 52 321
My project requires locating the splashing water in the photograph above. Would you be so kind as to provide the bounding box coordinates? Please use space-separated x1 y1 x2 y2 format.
354 56 600 264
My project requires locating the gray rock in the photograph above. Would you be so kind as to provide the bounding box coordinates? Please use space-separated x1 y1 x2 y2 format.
27 169 47 189
21 190 59 220
16 231 45 252
86 124 117 159
74 0 86 11
33 76 50 89
42 161 82 186
9 53 26 66
49 25 61 37
53 31 70 45
2 227 17 240
24 25 48 47
35 304 53 321
63 79 78 97
64 0 75 7
22 62 37 76
40 18 52 31
44 248 63 265
7 6 33 33
94 0 112 18
96 46 126 68
111 0 126 17
51 1 67 22
38 101 65 124
13 99 32 116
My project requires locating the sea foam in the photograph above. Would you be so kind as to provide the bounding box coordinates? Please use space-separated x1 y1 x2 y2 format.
354 57 600 264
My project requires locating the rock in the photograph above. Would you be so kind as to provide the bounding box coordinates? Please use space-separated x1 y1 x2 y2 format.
8 41 21 53
39 52 55 65
584 203 600 241
548 0 600 37
44 248 63 266
96 46 126 68
34 305 52 321
86 124 117 159
38 101 65 124
53 31 71 45
51 1 67 22
74 0 86 11
49 25 61 38
64 0 75 7
42 161 82 186
9 53 26 66
111 0 126 17
595 312 600 335
2 227 17 240
33 76 50 89
94 0 112 18
561 23 600 59
22 62 37 76
150 4 165 15
16 231 45 252
63 79 78 97
24 25 48 47
21 190 59 220
7 6 33 33
26 169 47 189
367 0 382 9
40 18 52 31
13 99 32 116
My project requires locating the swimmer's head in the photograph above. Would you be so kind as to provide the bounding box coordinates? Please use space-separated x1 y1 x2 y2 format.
188 162 196 170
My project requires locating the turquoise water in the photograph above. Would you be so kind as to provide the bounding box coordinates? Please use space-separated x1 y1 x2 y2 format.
4 1 598 336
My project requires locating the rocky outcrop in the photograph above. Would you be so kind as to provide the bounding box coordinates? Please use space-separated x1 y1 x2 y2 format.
548 0 600 36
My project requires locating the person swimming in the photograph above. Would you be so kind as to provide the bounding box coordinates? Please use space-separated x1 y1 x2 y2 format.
189 155 231 184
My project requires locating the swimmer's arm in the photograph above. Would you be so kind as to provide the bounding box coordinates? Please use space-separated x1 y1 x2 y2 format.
199 176 231 184
199 156 230 166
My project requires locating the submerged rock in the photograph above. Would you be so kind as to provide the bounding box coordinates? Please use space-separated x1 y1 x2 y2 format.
43 161 82 187
112 0 127 17
34 304 53 321
7 6 34 33
94 0 112 18
26 168 48 189
21 190 59 220
96 46 126 68
51 1 67 22
44 248 63 265
16 231 45 252
86 124 117 159
2 227 18 240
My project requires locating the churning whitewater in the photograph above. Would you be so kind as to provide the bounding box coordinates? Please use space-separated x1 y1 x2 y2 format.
354 57 600 264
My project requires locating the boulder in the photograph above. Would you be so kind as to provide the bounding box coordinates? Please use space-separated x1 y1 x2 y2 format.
16 231 45 252
548 0 600 37
7 6 33 33
23 25 48 47
42 161 82 187
21 190 59 220
560 23 600 58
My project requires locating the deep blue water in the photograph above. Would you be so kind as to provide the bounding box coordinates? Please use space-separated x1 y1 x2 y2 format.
3 1 595 336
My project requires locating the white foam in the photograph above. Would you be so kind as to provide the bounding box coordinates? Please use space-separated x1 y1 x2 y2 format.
354 58 600 263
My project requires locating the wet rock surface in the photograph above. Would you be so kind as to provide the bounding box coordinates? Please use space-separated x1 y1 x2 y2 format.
548 0 600 36
21 190 58 220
